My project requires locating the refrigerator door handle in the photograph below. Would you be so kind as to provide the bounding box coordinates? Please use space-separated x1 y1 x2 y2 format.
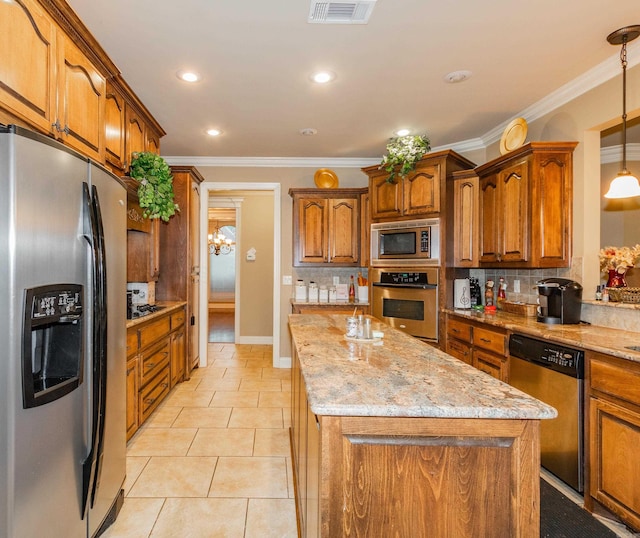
80 182 109 516
89 184 108 508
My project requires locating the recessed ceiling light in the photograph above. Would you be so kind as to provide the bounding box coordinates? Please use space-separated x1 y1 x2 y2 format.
299 128 318 136
177 70 201 83
206 128 222 136
395 129 410 137
444 70 472 84
310 71 336 84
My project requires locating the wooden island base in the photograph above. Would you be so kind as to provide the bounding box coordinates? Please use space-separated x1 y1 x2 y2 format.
290 315 552 538
292 377 541 537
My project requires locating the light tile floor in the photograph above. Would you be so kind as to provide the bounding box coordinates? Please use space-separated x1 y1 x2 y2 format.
102 343 297 538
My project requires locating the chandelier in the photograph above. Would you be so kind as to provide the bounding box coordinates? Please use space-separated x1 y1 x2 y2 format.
208 223 235 255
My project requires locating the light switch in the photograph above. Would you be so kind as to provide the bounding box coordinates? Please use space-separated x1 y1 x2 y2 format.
513 279 520 293
283 275 292 285
246 247 256 261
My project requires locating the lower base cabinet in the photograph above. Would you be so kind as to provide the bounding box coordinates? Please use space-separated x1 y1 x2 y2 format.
126 304 186 440
588 350 640 531
291 348 540 537
445 314 509 382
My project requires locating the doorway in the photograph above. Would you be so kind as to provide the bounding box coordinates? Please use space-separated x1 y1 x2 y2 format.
208 207 237 343
199 182 281 367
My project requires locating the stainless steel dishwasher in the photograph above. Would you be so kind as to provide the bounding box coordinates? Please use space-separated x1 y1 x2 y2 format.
508 333 584 492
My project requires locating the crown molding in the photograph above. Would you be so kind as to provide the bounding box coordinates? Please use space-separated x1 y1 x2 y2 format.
601 143 640 164
164 41 640 168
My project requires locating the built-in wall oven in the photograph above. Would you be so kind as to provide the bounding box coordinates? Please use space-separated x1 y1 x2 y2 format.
370 267 439 341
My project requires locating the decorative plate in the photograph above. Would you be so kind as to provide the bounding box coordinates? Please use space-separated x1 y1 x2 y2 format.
314 168 339 188
499 117 528 155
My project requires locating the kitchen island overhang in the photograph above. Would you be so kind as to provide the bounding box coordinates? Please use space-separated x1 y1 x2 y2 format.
289 314 556 538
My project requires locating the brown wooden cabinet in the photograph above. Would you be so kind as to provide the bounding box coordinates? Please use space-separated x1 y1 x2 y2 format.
156 166 204 379
587 350 640 531
290 188 368 267
125 178 160 282
450 169 479 267
126 305 186 440
1 0 164 171
475 142 577 268
445 314 509 382
1 0 106 161
362 150 475 222
291 303 368 315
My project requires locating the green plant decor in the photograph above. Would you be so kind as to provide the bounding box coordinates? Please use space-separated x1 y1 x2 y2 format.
379 134 431 183
129 152 179 221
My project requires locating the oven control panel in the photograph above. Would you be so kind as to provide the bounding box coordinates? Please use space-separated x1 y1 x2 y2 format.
379 272 430 285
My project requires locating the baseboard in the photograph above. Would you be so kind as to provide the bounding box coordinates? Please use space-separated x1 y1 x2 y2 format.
235 335 273 345
274 355 292 369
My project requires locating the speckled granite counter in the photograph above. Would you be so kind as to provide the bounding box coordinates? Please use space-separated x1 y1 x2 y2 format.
289 313 556 420
445 308 640 363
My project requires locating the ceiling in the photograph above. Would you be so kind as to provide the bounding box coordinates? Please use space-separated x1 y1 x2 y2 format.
65 0 640 160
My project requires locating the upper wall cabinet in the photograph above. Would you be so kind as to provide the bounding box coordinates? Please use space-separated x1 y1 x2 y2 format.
475 142 577 268
290 188 368 267
0 0 57 134
362 150 475 222
0 0 163 168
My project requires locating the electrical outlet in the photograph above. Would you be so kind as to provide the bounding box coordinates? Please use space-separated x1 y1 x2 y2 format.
513 279 520 293
333 276 340 285
282 275 292 285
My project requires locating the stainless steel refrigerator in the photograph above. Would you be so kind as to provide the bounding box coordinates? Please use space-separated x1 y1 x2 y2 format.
0 125 127 537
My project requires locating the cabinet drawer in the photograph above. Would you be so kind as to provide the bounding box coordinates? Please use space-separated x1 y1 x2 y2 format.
473 326 507 355
446 338 472 365
446 318 472 343
140 339 170 387
171 309 186 330
139 316 171 349
591 358 640 408
126 329 138 358
139 368 170 423
473 349 508 382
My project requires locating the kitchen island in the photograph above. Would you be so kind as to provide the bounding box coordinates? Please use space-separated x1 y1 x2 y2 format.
289 314 556 538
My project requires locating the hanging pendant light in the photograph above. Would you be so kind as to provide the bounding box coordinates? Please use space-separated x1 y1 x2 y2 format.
604 25 640 199
208 221 235 255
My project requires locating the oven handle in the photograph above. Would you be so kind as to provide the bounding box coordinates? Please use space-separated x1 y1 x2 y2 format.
372 283 437 290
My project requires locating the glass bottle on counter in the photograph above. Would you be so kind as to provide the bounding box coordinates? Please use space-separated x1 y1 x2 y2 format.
485 280 494 307
348 275 356 303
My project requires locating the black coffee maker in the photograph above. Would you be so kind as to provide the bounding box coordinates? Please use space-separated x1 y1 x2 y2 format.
536 278 582 324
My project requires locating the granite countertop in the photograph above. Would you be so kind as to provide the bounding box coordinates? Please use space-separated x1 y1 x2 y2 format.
289 314 556 420
126 300 186 329
445 308 640 363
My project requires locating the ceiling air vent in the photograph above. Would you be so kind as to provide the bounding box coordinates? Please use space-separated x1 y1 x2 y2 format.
308 0 377 24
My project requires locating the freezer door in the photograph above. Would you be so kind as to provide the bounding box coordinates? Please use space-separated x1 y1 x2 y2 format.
1 128 87 538
86 163 127 537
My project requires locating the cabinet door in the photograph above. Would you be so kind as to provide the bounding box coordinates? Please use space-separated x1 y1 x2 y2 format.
404 164 440 215
126 357 139 440
56 34 105 161
125 104 145 170
295 198 329 264
170 328 186 388
0 0 57 133
306 408 320 538
370 176 403 220
479 175 499 263
533 153 572 266
104 81 126 172
328 198 359 264
146 128 161 155
589 397 640 530
453 175 479 267
360 191 370 267
498 161 528 263
189 182 201 373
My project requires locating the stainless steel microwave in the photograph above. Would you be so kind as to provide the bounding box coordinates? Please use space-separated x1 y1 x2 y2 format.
370 218 440 267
